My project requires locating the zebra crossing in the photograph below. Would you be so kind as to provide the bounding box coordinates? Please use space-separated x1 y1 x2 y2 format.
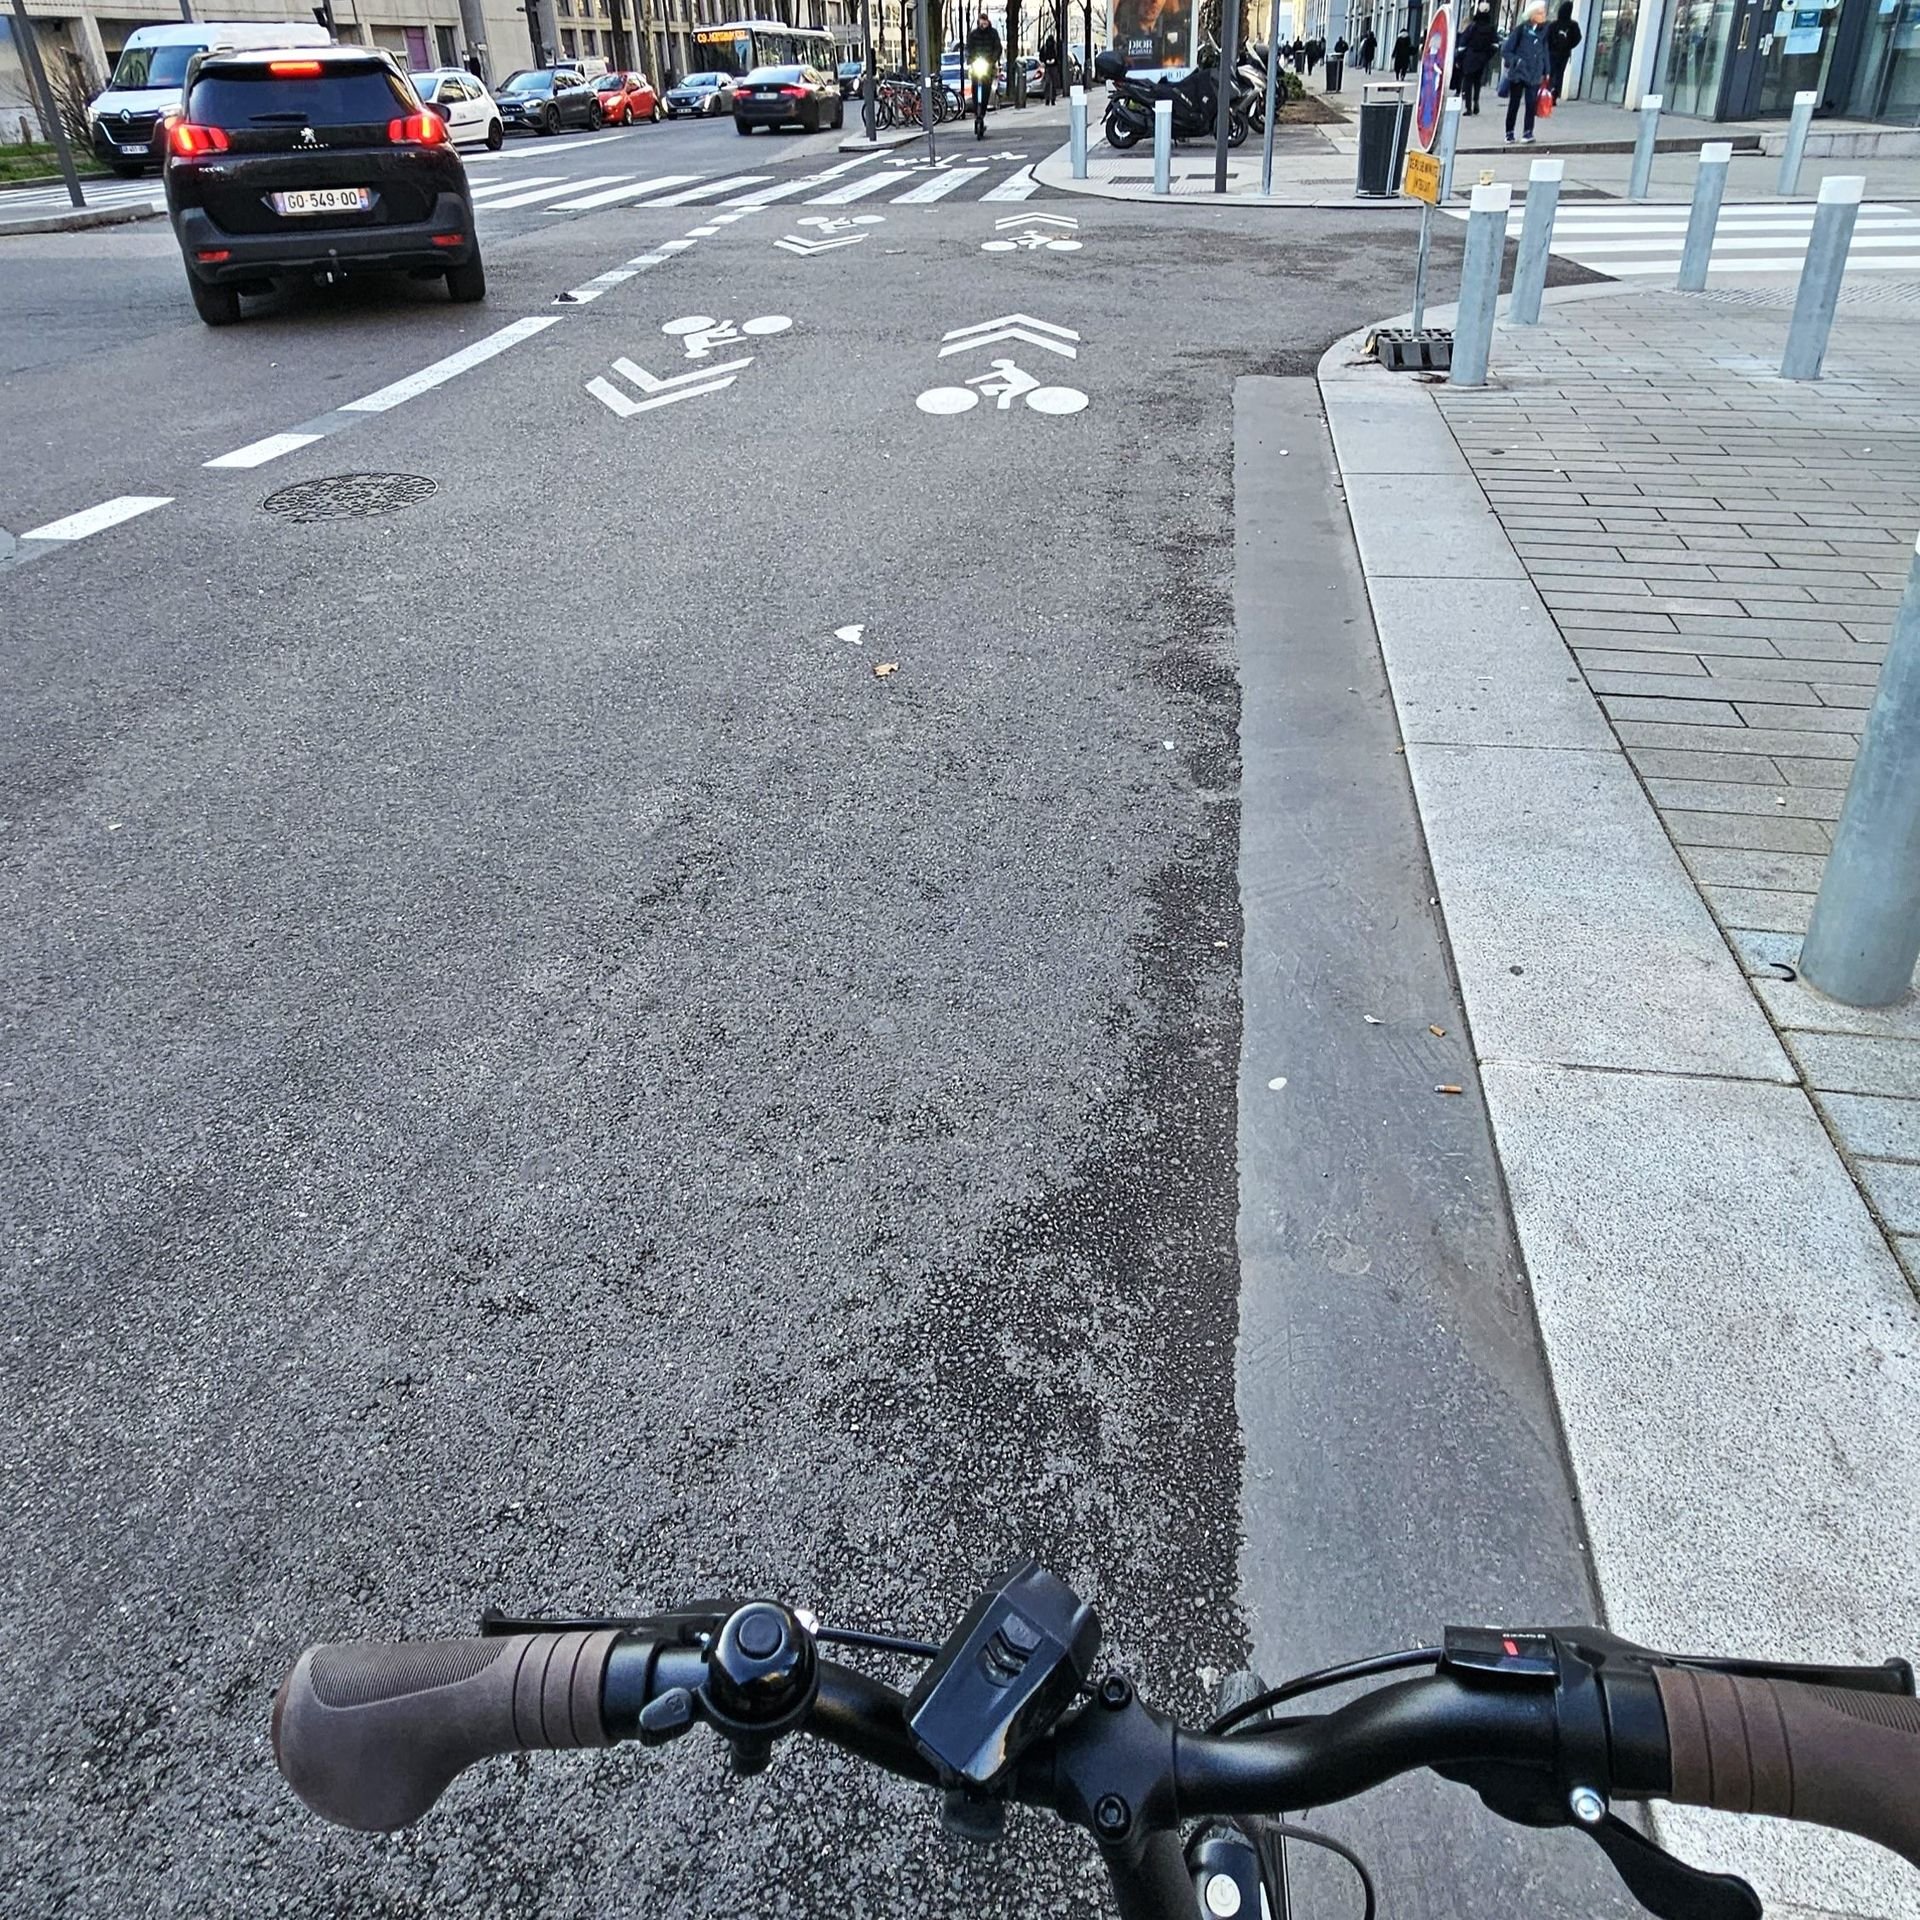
465 152 1041 219
1444 197 1920 277
0 175 166 216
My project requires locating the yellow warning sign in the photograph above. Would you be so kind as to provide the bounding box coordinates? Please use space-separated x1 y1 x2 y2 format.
1403 151 1442 203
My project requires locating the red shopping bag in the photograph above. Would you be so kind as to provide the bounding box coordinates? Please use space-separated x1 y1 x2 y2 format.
1536 83 1555 117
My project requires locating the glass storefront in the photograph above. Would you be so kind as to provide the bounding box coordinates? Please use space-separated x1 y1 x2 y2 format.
1754 0 1845 110
1586 0 1642 100
1660 0 1735 110
1850 0 1920 119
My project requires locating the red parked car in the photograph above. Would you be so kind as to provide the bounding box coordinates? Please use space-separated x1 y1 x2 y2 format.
593 70 662 123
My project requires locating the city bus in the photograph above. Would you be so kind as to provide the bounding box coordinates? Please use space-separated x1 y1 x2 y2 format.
689 18 842 77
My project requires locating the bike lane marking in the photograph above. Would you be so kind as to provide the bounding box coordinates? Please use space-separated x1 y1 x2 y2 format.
19 496 174 542
341 315 564 412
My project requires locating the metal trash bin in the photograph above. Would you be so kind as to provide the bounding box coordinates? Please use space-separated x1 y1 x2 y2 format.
1355 81 1411 197
1324 53 1345 91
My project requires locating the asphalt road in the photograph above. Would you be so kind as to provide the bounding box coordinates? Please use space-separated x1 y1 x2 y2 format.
3 109 1616 1920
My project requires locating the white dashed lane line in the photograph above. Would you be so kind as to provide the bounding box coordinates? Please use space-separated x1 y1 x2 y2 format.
21 496 173 542
203 430 325 470
339 315 564 413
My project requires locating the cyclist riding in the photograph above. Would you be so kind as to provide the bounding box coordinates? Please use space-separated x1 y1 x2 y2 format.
966 8 1002 139
274 1554 1920 1918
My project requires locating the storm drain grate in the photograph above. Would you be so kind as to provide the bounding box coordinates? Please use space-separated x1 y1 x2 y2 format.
262 473 438 522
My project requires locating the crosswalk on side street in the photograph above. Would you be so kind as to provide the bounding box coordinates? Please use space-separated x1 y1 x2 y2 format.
1443 197 1920 275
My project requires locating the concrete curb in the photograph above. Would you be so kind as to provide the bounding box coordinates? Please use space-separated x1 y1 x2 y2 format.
835 127 924 152
0 198 166 237
1316 292 1920 1920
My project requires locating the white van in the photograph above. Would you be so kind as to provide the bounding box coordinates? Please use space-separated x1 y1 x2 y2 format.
88 20 332 174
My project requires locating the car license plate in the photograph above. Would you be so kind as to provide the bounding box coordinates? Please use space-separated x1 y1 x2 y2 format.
272 187 372 215
118 142 148 154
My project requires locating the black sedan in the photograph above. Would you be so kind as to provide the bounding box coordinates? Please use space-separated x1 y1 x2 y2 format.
163 46 481 325
732 63 844 134
494 67 602 135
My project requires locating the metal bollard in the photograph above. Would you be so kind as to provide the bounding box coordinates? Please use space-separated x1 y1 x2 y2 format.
1628 93 1662 200
1070 84 1088 179
1676 140 1731 291
1451 182 1512 387
1438 93 1463 202
1153 96 1172 195
1509 155 1562 325
1781 173 1864 379
1800 533 1920 1006
1777 88 1818 196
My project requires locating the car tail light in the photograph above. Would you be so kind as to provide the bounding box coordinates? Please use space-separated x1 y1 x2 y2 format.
387 111 449 145
269 60 323 75
778 84 808 96
430 233 463 247
168 122 229 158
195 248 232 263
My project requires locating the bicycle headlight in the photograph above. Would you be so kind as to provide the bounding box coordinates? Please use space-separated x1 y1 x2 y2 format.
970 56 991 78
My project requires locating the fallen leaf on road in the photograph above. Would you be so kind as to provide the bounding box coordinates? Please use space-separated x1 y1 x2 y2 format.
1436 1084 1463 1096
873 662 898 678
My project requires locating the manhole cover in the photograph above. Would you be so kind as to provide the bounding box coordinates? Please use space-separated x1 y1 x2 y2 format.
262 472 438 522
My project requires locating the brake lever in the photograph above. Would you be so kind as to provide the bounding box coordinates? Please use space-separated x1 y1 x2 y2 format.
478 1602 736 1641
1585 1813 1761 1920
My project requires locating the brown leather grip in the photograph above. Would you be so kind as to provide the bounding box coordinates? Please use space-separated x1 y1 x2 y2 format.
1656 1666 1920 1869
272 1630 620 1831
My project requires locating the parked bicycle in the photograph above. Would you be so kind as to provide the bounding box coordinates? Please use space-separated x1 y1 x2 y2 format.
274 1556 1920 1918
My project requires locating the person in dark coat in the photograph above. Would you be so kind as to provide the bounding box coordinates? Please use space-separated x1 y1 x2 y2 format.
1453 3 1496 112
1547 0 1583 96
1307 35 1323 71
1356 27 1377 69
1291 35 1306 71
1391 29 1415 76
1502 0 1551 141
1039 29 1061 102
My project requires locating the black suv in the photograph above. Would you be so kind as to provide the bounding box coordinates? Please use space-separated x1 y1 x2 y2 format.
494 68 601 135
163 46 482 326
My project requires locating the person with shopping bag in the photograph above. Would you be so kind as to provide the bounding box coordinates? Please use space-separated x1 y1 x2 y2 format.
1500 0 1552 143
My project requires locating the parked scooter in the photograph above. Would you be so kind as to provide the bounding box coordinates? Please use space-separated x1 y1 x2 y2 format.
1096 46 1249 149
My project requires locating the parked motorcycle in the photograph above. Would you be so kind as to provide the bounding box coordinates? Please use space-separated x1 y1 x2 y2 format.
1096 47 1249 149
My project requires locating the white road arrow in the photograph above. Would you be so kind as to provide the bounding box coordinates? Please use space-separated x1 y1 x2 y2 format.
995 211 1078 230
586 355 752 417
939 313 1080 360
776 232 869 256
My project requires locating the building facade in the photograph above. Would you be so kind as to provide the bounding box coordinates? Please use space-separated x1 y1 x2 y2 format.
12 0 861 106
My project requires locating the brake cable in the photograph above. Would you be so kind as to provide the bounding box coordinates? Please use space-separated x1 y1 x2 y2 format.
1208 1647 1445 1736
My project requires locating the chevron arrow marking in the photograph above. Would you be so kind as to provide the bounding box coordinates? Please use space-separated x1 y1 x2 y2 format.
995 212 1078 230
775 232 869 256
587 355 752 417
938 315 1080 360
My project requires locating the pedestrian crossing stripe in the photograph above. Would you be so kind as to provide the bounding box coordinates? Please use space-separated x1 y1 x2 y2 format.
1442 198 1920 274
0 179 165 213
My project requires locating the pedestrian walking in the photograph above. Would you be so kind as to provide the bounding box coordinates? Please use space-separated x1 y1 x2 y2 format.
1547 0 1583 97
1307 36 1323 72
1454 2 1496 112
1039 29 1061 103
1501 0 1551 142
1391 29 1415 77
1357 26 1377 70
1291 35 1307 72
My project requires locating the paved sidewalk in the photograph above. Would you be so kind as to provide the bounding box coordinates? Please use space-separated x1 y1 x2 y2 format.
1316 279 1920 1920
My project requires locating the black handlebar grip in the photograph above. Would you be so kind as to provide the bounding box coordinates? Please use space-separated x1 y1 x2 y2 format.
272 1629 622 1831
1656 1665 1920 1869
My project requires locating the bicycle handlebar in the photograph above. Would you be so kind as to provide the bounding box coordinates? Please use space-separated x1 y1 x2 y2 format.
272 1599 1920 1912
1656 1666 1920 1870
274 1630 622 1831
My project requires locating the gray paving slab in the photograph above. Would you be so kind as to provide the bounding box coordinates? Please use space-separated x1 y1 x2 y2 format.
1339 471 1529 583
1701 883 1816 934
1649 778 1843 819
1819 1091 1920 1162
1684 845 1830 891
1857 1158 1920 1233
1480 1059 1920 1920
1665 809 1832 854
1367 578 1614 752
1759 976 1920 1042
1403 743 1792 1082
1322 391 1470 478
1787 1029 1920 1097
